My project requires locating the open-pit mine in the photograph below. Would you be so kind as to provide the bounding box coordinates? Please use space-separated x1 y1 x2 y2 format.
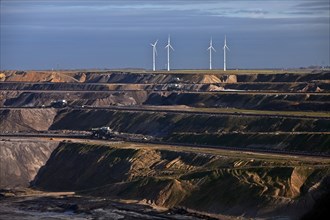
0 69 329 219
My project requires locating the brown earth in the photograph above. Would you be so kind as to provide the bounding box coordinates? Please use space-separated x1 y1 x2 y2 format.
0 108 57 132
32 141 330 219
199 74 222 83
1 81 329 92
0 69 329 219
1 70 329 111
2 90 329 111
1 91 149 107
2 70 329 84
1 107 329 153
0 139 58 188
3 71 79 83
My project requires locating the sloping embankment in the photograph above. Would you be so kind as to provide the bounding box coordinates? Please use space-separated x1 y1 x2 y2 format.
144 92 330 111
0 140 58 188
32 142 330 219
1 81 329 92
49 109 330 154
50 109 330 133
2 91 148 107
3 70 330 84
2 90 329 111
0 108 57 132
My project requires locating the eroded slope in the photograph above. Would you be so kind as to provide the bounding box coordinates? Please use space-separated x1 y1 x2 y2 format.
0 108 57 132
0 139 59 188
33 142 330 218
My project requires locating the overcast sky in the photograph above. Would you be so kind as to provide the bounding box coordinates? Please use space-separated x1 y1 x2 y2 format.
1 0 329 70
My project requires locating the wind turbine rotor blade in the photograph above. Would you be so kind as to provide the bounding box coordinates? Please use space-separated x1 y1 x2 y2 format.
170 45 174 51
212 47 216 52
155 40 158 45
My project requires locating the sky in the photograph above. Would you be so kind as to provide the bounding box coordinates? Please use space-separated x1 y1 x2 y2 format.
0 0 329 70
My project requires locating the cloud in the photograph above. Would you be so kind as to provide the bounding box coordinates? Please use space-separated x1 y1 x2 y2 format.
295 0 330 15
1 0 329 70
296 0 329 8
1 0 328 33
1 0 328 19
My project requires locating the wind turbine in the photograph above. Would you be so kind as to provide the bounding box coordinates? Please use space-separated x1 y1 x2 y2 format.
223 35 230 71
150 40 158 71
165 35 174 71
207 37 216 70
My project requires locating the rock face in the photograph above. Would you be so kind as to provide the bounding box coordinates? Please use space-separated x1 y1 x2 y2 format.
0 109 57 132
33 142 330 219
0 140 58 188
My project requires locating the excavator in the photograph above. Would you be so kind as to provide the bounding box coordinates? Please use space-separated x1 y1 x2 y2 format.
91 127 113 139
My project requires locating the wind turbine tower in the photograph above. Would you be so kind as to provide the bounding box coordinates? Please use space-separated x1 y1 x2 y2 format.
150 40 158 71
207 37 216 70
165 35 174 71
223 35 230 71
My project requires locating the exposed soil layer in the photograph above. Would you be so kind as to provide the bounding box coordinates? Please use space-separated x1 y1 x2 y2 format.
2 70 330 83
0 108 57 132
1 71 80 83
1 69 329 219
2 91 329 111
0 139 58 188
1 107 328 153
49 109 330 133
1 70 329 112
49 108 330 153
32 142 330 219
1 91 148 107
1 81 329 92
144 92 330 111
167 132 330 153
